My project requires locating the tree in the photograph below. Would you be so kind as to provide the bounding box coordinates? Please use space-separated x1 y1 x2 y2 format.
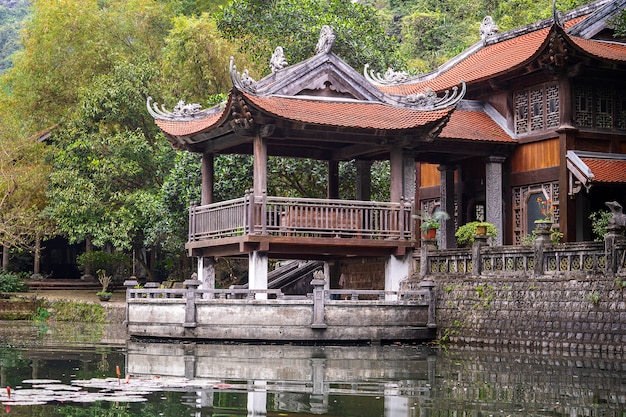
160 14 237 105
217 0 405 76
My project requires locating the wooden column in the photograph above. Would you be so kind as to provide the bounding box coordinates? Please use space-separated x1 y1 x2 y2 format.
558 75 576 242
390 148 403 203
328 160 339 199
356 160 371 201
438 164 456 249
253 134 267 198
201 152 214 205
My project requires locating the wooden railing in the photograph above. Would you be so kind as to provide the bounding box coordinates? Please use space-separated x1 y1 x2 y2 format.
189 191 414 242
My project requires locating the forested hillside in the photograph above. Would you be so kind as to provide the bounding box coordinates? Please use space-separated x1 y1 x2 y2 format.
0 0 618 281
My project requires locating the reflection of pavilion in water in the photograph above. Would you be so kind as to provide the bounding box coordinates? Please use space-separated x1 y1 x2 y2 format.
126 341 436 416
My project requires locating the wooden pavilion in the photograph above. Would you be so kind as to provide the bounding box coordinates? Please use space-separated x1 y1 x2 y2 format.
148 0 626 293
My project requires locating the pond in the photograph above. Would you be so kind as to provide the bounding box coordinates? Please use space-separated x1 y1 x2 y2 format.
0 321 624 416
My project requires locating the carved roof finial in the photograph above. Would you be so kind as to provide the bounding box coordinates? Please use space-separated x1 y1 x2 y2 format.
315 25 335 55
480 16 498 39
553 0 563 27
270 46 288 73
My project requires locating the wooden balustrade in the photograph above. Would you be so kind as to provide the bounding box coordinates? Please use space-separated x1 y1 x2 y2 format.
189 192 414 242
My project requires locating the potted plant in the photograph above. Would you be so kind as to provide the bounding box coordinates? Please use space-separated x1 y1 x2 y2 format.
96 269 113 301
455 221 497 247
415 209 450 239
534 196 555 230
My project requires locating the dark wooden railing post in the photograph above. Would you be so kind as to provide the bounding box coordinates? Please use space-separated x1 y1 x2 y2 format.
398 197 406 239
188 201 197 241
183 279 201 328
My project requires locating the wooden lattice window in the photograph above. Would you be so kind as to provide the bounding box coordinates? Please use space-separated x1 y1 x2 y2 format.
514 83 560 135
512 182 559 245
573 82 626 131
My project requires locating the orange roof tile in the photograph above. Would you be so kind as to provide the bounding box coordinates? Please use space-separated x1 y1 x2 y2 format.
571 37 626 61
245 94 453 130
380 28 551 95
581 158 626 183
441 110 515 142
155 108 227 137
378 17 593 96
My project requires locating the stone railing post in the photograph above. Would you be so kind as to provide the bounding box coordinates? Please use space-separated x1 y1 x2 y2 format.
420 236 437 277
604 224 625 276
472 234 488 276
418 279 436 329
533 233 547 276
123 278 138 326
310 272 327 329
183 279 201 328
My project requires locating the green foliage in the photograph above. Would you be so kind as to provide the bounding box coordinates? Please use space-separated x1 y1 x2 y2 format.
0 0 29 73
217 0 405 75
0 271 28 293
32 305 51 322
76 251 130 276
589 210 613 241
455 221 497 247
50 300 106 323
586 291 600 305
475 284 494 308
415 209 450 232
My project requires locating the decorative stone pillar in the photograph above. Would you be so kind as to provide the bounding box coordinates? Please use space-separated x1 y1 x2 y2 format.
485 156 506 245
384 253 411 300
605 224 625 277
438 164 456 249
197 256 216 298
249 251 268 300
403 152 416 201
311 271 327 329
471 234 488 276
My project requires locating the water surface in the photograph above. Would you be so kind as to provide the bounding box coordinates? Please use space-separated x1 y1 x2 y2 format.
0 321 624 416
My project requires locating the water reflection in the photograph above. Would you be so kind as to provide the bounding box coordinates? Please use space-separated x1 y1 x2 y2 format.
127 341 435 415
0 321 625 416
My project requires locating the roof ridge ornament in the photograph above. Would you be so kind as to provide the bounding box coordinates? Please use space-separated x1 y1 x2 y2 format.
315 25 335 55
479 16 498 39
397 81 466 110
146 96 210 120
553 0 563 27
270 46 288 73
363 64 411 85
230 56 257 92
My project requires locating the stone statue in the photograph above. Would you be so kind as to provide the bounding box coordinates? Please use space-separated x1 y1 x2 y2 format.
315 25 335 55
480 16 498 39
270 46 288 73
606 201 626 229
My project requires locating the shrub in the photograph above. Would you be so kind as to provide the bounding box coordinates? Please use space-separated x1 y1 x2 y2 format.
0 271 29 293
76 251 130 277
455 221 497 246
589 210 613 241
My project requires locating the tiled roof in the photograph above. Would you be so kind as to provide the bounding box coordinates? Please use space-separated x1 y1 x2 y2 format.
244 94 453 130
570 37 626 61
581 157 626 183
379 28 551 95
154 108 228 137
377 17 597 95
441 110 514 143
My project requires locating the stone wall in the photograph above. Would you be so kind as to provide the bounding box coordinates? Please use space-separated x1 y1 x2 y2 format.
338 257 385 290
432 272 626 354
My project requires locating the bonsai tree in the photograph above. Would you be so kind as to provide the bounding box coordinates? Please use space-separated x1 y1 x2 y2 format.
415 209 450 237
455 221 497 247
96 269 113 301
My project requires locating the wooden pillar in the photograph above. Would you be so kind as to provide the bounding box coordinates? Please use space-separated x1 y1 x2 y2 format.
438 164 456 249
328 160 339 199
390 148 403 203
356 160 371 201
201 152 214 205
558 75 576 242
253 134 267 198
